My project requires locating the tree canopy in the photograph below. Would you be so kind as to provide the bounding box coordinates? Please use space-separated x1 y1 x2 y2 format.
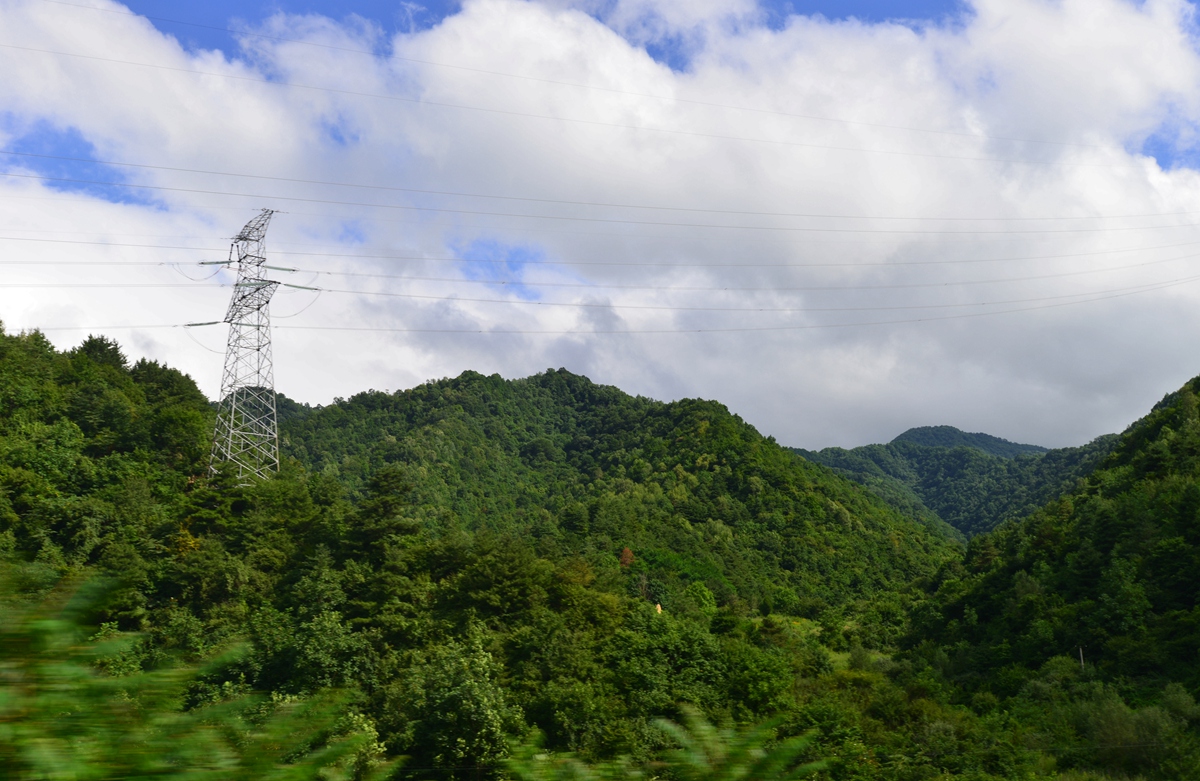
3 324 1200 780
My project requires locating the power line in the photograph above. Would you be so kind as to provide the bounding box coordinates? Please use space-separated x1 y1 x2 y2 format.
0 227 227 238
7 268 1195 308
6 242 1199 293
23 270 1200 335
0 189 1179 246
0 40 1143 169
3 233 1200 270
0 188 272 215
277 272 1200 312
4 171 1199 235
3 283 209 288
35 0 1104 152
4 149 1185 223
248 248 1200 291
0 260 173 266
0 236 224 253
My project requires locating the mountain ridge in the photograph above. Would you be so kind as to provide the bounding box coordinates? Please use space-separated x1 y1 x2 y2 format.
794 428 1117 537
890 424 1049 458
275 367 963 625
906 374 1200 698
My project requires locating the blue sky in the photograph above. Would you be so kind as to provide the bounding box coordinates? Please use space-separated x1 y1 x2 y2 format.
0 116 159 205
44 0 1189 174
9 0 983 204
453 239 544 301
11 0 1200 447
120 1 968 54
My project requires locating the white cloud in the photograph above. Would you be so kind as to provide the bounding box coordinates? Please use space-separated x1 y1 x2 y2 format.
2 0 1200 449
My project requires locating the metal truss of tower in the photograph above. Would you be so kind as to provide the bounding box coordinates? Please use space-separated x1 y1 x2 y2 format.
210 210 281 482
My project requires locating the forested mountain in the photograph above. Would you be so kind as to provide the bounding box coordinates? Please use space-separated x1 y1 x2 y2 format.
275 369 959 623
891 425 1049 458
903 378 1200 778
796 427 1117 537
4 324 1200 780
0 327 972 779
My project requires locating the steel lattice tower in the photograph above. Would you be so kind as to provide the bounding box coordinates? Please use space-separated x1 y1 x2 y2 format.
210 210 281 481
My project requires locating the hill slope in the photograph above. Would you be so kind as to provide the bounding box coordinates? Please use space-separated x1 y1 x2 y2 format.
3 330 992 778
278 369 961 626
7 326 1200 779
891 425 1048 457
898 378 1200 779
911 379 1200 688
796 427 1116 537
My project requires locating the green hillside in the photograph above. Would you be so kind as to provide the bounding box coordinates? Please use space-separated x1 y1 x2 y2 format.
0 326 994 780
6 324 1200 780
891 425 1048 458
276 369 960 625
902 378 1200 778
796 429 1117 537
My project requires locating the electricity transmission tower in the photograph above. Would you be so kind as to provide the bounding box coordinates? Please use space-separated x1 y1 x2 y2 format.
210 209 281 481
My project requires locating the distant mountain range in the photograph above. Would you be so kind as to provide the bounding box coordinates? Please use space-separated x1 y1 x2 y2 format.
794 426 1117 537
911 380 1200 699
889 425 1048 458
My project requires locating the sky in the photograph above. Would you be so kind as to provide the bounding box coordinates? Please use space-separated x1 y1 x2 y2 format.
114 1 969 42
3 0 1200 450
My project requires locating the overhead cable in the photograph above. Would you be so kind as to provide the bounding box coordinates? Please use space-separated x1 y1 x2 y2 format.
22 271 1200 335
2 149 1184 222
4 234 1200 271
7 265 1196 303
3 171 1199 235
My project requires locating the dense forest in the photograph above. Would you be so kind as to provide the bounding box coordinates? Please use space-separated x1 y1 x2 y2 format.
796 428 1117 537
891 426 1049 458
2 323 1199 779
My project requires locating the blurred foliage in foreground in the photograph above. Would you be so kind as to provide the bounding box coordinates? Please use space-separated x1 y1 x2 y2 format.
0 568 393 780
3 325 1200 780
0 569 822 781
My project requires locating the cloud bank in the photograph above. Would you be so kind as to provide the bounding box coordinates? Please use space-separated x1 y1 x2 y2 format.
2 0 1200 448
